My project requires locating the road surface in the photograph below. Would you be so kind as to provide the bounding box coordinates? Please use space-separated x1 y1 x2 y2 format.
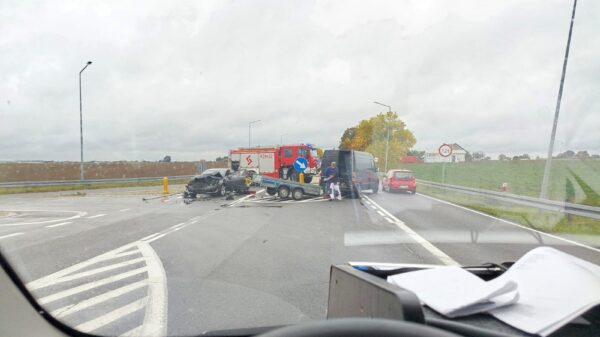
0 187 598 336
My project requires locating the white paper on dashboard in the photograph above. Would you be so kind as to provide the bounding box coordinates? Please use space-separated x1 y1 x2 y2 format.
489 247 600 336
387 266 519 317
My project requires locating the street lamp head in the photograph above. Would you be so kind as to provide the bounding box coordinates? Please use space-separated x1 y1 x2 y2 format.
87 61 92 65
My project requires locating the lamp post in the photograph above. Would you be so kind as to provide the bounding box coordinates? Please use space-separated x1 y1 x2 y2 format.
374 101 392 172
79 61 92 181
280 133 287 145
248 120 261 147
540 0 577 199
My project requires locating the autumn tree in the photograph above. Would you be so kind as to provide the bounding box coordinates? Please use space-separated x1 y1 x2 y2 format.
339 112 416 171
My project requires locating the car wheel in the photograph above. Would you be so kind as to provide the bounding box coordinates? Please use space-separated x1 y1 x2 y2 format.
266 187 277 196
372 183 379 193
292 188 304 200
219 184 227 196
278 185 290 199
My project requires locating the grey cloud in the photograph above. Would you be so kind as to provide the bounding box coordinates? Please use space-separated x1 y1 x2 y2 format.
1 0 598 162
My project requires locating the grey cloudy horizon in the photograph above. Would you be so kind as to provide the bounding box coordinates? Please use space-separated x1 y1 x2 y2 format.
1 0 599 162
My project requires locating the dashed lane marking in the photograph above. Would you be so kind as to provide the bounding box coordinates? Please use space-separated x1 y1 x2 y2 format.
45 222 73 228
362 195 458 266
118 209 131 212
0 232 24 240
87 214 107 219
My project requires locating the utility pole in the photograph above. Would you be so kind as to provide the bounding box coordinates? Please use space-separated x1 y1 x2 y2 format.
374 101 392 172
540 0 577 199
79 61 92 181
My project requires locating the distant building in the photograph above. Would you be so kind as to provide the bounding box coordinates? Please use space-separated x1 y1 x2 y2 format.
401 156 423 164
424 143 469 163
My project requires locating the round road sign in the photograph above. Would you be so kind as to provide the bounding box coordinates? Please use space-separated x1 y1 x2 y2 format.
293 157 308 173
438 144 452 157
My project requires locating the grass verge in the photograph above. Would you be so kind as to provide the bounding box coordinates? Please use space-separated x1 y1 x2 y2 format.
417 184 600 236
0 179 190 195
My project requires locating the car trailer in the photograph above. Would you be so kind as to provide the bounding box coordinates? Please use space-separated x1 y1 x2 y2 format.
257 175 322 200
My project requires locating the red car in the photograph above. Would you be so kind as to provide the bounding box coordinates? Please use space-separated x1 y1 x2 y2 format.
383 169 416 194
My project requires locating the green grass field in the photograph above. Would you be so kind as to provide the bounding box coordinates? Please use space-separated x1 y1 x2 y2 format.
417 184 600 236
402 159 600 206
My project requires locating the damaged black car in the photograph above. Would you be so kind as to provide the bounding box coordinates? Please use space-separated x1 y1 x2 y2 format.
183 168 249 198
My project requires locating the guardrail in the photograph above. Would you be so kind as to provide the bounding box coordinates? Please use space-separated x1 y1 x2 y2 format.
0 175 194 188
417 179 600 220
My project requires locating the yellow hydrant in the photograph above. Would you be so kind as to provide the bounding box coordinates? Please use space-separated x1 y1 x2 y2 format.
299 172 304 184
162 177 169 194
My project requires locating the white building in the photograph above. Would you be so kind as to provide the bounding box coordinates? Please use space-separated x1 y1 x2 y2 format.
424 143 469 163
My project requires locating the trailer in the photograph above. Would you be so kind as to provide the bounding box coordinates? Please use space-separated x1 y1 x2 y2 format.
257 175 322 200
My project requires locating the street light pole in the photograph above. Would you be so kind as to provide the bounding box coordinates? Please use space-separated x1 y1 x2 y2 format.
79 61 92 181
248 120 261 147
540 0 577 199
374 101 392 172
280 133 287 145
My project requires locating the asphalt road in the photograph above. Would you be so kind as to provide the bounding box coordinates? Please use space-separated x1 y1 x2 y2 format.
0 186 599 336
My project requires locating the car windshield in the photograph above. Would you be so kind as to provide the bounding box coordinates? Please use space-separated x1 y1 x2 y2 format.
1 1 599 337
393 171 414 179
200 169 228 177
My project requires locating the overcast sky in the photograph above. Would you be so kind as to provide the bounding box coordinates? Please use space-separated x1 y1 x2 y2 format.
1 0 598 161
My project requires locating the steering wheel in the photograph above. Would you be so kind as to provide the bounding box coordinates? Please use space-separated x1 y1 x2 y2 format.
257 318 464 337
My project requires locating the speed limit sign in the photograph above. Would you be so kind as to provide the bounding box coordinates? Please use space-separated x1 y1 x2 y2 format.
438 143 452 157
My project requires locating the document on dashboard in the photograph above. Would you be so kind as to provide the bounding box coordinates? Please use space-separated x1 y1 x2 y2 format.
387 247 600 336
387 265 519 318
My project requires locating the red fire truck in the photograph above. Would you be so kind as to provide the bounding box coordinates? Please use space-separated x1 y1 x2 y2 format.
229 144 320 183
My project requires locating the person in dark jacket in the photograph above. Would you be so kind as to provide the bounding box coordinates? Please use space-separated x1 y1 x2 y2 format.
323 162 342 200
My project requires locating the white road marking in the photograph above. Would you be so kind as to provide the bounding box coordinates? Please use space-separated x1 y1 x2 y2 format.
376 210 385 217
384 217 395 224
113 250 142 259
37 257 146 288
370 205 378 210
0 232 24 240
30 238 168 336
189 220 198 224
418 193 600 254
138 241 168 337
120 325 143 337
37 267 148 305
145 233 167 243
28 242 140 290
0 210 87 226
118 208 131 212
227 190 264 207
75 298 147 332
140 233 161 241
52 280 148 318
45 221 73 228
362 195 458 266
87 214 107 219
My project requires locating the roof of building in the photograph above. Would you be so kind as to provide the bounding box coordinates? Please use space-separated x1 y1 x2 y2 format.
450 143 468 152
